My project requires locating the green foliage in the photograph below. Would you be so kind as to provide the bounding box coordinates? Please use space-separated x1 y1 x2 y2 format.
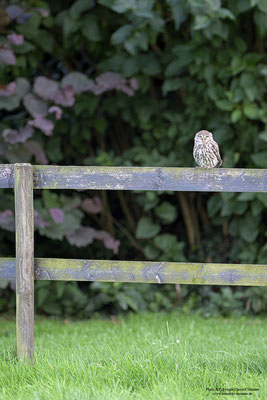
155 202 177 224
0 0 266 317
136 217 160 239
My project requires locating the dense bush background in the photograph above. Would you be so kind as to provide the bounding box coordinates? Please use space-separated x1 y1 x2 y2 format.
0 0 266 317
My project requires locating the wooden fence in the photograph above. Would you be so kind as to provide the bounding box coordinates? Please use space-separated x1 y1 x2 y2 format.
0 163 267 362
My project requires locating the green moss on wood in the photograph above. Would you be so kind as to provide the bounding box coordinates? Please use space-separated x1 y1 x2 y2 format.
1 258 266 286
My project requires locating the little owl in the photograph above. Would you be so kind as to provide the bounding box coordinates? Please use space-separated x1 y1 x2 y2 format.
193 130 222 168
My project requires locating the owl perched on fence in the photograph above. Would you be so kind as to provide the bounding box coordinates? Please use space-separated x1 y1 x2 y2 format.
193 130 222 168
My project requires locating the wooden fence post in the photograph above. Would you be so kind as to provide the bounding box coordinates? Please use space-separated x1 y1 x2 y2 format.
14 163 34 362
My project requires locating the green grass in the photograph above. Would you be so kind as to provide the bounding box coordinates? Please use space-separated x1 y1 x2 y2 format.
0 312 266 400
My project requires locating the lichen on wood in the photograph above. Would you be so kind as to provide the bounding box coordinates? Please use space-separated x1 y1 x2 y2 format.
1 164 267 192
1 257 266 286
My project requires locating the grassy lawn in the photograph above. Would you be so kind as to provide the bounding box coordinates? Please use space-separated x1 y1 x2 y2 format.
0 312 266 400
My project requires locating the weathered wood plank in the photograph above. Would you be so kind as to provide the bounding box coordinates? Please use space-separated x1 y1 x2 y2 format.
0 258 266 286
0 258 16 280
31 258 267 286
14 164 34 362
1 164 267 192
33 166 267 192
0 164 14 188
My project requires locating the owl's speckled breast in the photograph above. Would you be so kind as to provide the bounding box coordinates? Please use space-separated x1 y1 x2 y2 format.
193 143 220 168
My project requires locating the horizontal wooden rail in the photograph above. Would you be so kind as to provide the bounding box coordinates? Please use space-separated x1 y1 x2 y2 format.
0 258 266 286
1 164 267 192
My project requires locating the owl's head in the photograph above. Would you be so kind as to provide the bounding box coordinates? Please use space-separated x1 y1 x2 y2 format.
194 130 213 144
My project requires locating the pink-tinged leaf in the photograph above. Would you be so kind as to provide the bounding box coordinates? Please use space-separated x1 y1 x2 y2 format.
66 227 95 247
0 82 16 97
7 33 24 46
3 129 18 143
23 93 48 116
2 210 12 217
2 126 33 144
0 48 16 65
48 105 63 120
86 72 138 97
61 72 94 94
14 77 31 97
81 197 102 214
49 208 65 224
94 230 110 241
5 5 32 23
5 5 24 19
33 8 50 17
129 77 139 90
118 85 134 96
96 72 126 90
87 83 107 96
33 76 58 100
0 78 30 111
52 85 75 107
28 114 54 136
34 210 50 228
103 238 120 255
0 209 15 232
94 230 120 254
24 140 48 165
